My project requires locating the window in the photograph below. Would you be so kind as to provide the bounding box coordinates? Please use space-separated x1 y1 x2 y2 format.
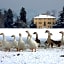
48 18 50 20
39 26 42 28
44 22 46 26
48 26 51 28
39 18 42 20
39 22 42 24
53 22 54 24
48 22 51 24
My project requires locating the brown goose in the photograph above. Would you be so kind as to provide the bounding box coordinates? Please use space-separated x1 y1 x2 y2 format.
59 31 64 45
45 30 61 47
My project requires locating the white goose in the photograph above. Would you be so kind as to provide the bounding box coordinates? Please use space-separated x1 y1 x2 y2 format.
18 33 26 51
25 31 38 52
11 35 18 51
0 33 12 51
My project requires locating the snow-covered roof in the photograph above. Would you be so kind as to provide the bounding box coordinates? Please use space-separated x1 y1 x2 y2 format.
34 14 56 19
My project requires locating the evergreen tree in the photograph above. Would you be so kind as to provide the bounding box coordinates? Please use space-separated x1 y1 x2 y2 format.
0 9 4 28
30 19 37 28
4 10 8 27
58 6 64 23
14 16 27 28
20 7 26 23
4 8 13 28
0 9 2 17
53 6 64 28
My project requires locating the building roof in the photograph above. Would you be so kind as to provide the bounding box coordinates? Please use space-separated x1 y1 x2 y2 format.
34 14 56 19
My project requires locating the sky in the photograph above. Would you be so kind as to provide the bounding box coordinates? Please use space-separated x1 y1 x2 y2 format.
0 0 64 21
0 28 64 40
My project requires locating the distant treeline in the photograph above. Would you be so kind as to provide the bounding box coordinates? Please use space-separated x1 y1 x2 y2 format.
0 7 36 28
0 6 64 28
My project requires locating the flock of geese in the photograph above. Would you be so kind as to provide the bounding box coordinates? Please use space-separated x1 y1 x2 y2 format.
0 30 64 52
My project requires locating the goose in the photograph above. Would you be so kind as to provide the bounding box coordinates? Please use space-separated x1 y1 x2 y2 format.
59 31 64 45
45 30 53 48
0 33 12 51
45 30 61 47
25 31 38 52
33 32 41 47
11 35 18 51
18 33 26 51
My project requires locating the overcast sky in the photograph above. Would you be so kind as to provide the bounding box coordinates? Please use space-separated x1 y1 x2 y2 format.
0 0 64 20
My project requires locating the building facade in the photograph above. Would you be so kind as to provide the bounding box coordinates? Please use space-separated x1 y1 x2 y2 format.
34 14 56 28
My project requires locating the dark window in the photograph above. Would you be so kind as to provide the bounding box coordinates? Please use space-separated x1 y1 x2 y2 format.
39 18 40 20
44 22 46 26
39 18 42 20
39 22 42 24
48 18 50 20
48 22 51 24
39 26 42 28
48 26 51 28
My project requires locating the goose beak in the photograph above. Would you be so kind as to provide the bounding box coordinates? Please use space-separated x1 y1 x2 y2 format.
50 33 52 35
19 33 21 36
59 31 62 33
25 31 28 33
0 33 3 35
45 30 49 33
33 32 36 34
11 35 14 37
25 31 27 32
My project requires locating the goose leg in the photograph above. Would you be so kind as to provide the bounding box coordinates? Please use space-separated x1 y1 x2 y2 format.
9 49 10 52
4 49 7 52
17 48 18 51
21 49 23 52
4 48 10 52
32 48 33 52
19 49 23 52
35 48 36 52
51 42 53 48
30 48 33 52
48 43 50 48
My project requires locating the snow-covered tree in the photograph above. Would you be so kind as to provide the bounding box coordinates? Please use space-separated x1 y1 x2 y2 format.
53 6 64 28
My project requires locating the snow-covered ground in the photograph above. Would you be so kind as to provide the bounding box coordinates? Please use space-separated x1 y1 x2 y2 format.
0 28 64 64
0 47 64 64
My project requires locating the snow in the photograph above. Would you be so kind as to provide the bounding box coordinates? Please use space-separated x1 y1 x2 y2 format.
34 14 56 19
0 29 64 64
0 47 64 64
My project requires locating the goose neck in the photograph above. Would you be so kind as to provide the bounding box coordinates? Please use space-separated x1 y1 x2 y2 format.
13 36 16 41
19 36 22 41
3 34 6 41
36 33 38 39
61 34 64 41
48 33 51 39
